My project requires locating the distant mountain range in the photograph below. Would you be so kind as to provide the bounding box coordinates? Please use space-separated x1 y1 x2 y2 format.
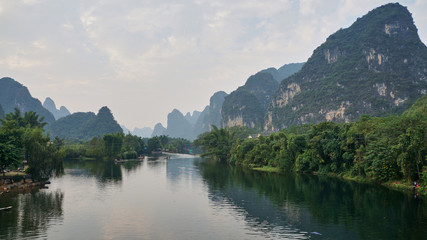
151 123 166 137
153 3 426 139
150 62 303 140
260 63 305 83
2 3 425 142
0 77 122 140
132 127 153 138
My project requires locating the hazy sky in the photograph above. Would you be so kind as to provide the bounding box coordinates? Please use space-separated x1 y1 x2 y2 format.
1 0 426 130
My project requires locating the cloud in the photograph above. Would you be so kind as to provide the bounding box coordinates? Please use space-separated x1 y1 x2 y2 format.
0 0 425 129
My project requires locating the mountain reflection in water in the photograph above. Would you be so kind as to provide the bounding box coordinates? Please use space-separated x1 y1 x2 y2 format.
0 157 426 240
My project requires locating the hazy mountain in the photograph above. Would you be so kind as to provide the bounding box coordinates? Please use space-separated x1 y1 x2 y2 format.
0 77 55 123
260 62 305 82
163 109 193 140
132 127 153 138
151 123 166 137
43 97 71 120
121 125 131 134
193 91 228 137
48 106 122 140
265 3 427 130
185 111 201 125
222 72 278 129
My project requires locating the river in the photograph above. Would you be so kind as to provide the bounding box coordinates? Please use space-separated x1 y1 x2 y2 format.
1 155 426 239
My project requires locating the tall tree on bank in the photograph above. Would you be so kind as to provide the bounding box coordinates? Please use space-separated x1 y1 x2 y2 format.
103 133 124 159
194 125 235 163
0 108 64 181
23 127 64 181
0 120 23 179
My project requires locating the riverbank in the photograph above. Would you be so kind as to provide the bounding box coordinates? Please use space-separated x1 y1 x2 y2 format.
1 172 48 192
1 181 47 192
251 166 425 196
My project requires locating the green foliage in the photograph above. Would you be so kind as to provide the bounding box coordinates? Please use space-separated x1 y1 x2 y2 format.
23 128 64 181
0 120 24 177
164 138 193 154
194 125 235 162
62 133 196 161
48 106 123 141
222 89 265 128
147 136 162 153
103 132 124 159
197 94 427 184
122 134 145 155
86 136 105 159
222 71 278 129
146 135 195 154
0 109 64 181
269 3 427 130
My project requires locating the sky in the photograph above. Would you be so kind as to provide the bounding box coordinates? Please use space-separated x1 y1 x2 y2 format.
0 0 426 130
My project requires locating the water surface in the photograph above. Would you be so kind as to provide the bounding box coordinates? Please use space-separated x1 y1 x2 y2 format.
1 155 426 239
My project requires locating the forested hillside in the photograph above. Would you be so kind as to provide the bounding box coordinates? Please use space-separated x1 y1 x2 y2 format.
266 3 427 130
48 106 122 140
196 94 427 183
0 77 55 124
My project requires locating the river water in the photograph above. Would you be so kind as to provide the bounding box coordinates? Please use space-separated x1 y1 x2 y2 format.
1 155 426 240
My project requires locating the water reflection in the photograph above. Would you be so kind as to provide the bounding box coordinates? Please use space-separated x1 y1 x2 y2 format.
63 160 123 184
166 157 201 183
146 157 166 170
0 189 64 239
196 159 427 240
1 157 426 240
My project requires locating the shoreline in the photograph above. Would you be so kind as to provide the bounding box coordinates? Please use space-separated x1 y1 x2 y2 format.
1 179 48 192
251 166 424 196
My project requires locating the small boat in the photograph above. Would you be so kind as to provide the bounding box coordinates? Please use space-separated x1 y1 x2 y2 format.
0 206 12 211
114 159 125 164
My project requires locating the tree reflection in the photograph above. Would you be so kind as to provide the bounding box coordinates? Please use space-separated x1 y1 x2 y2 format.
0 189 64 239
196 160 427 240
63 160 122 183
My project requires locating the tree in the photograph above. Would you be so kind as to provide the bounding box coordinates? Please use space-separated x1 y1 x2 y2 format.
122 134 145 155
396 123 426 181
1 108 46 129
23 128 64 181
0 109 64 181
86 136 105 159
194 125 235 162
103 133 124 159
147 136 162 153
0 120 23 178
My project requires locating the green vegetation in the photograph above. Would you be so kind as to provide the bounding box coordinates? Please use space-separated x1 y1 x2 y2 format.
0 108 64 181
269 3 427 130
47 106 123 141
222 72 278 129
63 134 197 161
194 125 255 162
196 95 427 188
